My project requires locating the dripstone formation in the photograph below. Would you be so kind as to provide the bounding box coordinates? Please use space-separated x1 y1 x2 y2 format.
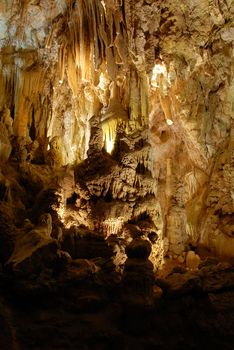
0 1 233 349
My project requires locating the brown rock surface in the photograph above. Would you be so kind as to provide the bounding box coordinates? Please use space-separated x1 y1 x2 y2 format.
0 0 232 265
0 1 233 348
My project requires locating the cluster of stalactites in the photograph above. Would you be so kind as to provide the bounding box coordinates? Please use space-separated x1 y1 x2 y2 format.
52 0 149 125
47 0 151 159
50 0 128 96
0 0 151 165
0 50 50 140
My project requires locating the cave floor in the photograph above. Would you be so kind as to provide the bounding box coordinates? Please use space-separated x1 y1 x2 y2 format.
0 260 234 350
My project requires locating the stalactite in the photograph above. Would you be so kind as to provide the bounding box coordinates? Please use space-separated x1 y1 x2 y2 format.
129 69 140 126
102 218 124 236
102 117 118 154
140 73 149 127
0 48 51 146
14 66 47 137
67 50 79 96
58 43 66 83
57 0 108 91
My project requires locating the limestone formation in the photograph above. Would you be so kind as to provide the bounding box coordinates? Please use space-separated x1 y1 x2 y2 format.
0 2 233 349
0 0 232 293
6 213 58 275
185 250 201 270
122 238 155 307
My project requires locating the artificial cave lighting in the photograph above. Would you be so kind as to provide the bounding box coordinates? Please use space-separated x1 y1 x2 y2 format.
102 118 118 154
104 136 115 154
166 119 174 126
151 63 167 88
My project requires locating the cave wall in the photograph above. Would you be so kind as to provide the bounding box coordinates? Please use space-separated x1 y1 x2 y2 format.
0 0 233 263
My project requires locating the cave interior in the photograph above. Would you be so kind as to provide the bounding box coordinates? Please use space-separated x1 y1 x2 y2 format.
0 1 233 349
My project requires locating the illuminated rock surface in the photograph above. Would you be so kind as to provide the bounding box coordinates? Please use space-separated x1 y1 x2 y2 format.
0 0 233 349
